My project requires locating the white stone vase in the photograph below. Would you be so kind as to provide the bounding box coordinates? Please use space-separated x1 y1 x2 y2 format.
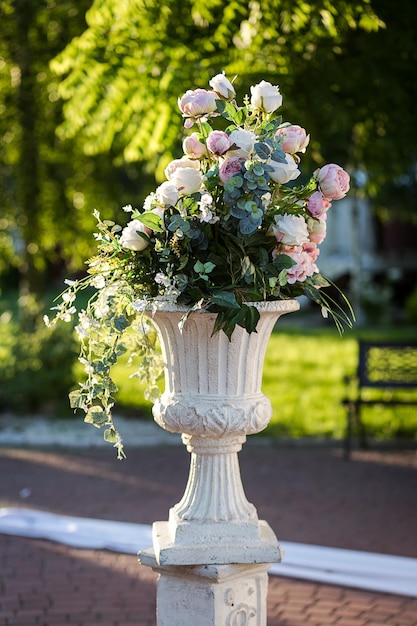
145 299 299 567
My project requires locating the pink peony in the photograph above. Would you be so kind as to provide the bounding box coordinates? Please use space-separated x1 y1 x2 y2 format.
316 164 350 200
307 191 332 218
277 246 318 284
178 89 218 120
302 241 320 264
275 124 310 154
218 156 243 184
206 130 232 156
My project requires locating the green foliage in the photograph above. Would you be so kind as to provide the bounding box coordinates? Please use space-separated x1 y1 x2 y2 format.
50 0 386 182
0 0 155 294
0 306 78 416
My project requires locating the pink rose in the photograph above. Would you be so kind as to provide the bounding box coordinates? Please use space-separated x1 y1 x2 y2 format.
218 156 243 184
316 164 350 200
307 216 327 244
275 125 310 154
183 133 208 159
307 191 331 218
206 130 232 156
178 89 218 121
119 220 151 252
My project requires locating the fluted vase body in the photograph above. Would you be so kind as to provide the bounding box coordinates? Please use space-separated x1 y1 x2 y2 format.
146 300 299 566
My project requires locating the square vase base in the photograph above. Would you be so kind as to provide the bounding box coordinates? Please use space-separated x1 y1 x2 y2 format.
138 549 271 626
149 519 282 566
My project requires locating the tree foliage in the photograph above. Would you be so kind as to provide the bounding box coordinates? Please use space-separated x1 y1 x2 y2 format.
0 0 153 295
51 0 386 182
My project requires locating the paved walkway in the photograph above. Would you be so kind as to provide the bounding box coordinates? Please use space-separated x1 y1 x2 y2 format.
1 431 417 625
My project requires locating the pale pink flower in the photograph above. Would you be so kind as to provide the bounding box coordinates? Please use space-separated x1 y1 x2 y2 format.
178 89 218 122
316 163 350 200
206 130 232 156
307 191 332 218
250 81 282 113
164 158 200 180
307 216 327 244
218 156 243 184
183 133 208 159
276 124 310 154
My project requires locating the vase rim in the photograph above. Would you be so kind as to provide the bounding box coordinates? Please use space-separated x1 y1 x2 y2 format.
146 299 300 315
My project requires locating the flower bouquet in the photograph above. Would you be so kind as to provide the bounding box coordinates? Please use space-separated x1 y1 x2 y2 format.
47 73 353 457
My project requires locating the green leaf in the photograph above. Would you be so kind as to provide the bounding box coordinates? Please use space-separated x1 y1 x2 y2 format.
69 389 85 409
241 304 260 333
104 427 117 443
137 212 164 232
113 315 130 332
211 291 240 309
84 406 108 428
254 142 271 160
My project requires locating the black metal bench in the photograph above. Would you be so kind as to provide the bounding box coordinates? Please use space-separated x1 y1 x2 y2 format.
343 340 417 458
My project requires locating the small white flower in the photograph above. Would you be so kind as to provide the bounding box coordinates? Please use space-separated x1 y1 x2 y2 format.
91 275 106 289
122 204 133 212
143 193 156 211
133 299 147 312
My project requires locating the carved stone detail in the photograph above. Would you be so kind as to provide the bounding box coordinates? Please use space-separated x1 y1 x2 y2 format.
153 394 272 437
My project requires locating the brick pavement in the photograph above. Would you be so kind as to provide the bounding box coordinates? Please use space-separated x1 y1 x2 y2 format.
1 442 417 625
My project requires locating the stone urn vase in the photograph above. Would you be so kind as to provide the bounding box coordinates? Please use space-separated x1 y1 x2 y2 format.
140 299 300 567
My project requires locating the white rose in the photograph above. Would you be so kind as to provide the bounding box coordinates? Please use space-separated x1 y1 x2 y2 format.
164 157 200 180
119 220 150 251
209 72 236 99
227 129 257 158
250 80 282 113
273 214 309 246
170 167 203 195
268 153 301 184
155 181 179 207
